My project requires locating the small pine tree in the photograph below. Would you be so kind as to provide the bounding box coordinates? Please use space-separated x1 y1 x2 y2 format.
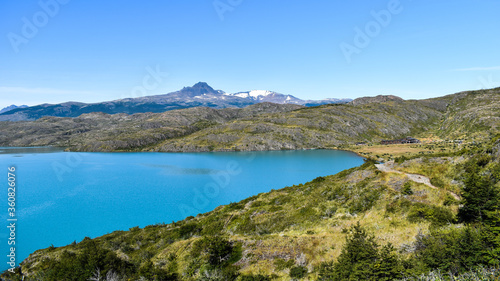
402 182 413 195
289 266 308 279
317 261 335 280
483 210 500 266
458 160 500 224
333 222 379 280
375 243 403 280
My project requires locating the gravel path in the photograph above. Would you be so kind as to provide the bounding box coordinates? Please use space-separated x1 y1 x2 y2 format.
375 161 460 200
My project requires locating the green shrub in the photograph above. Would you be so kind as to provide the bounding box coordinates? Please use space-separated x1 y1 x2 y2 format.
179 222 202 238
430 177 445 188
347 186 380 214
139 260 178 280
274 258 295 270
129 226 140 231
318 261 334 280
407 203 455 226
40 241 136 281
226 201 245 211
399 266 500 281
411 226 495 275
191 236 238 268
268 205 283 212
376 243 404 280
386 198 412 214
395 156 407 164
327 223 403 280
443 193 459 206
312 176 326 183
289 266 308 279
200 219 224 236
332 223 379 280
402 182 413 195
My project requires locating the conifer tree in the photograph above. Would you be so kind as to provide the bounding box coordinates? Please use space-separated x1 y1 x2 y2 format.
375 243 403 280
333 222 379 280
458 157 500 224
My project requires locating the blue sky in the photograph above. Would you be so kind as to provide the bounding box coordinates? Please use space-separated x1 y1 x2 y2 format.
0 0 499 108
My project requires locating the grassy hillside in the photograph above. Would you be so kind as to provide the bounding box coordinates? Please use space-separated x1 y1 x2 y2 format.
3 136 499 280
7 162 438 279
436 88 500 139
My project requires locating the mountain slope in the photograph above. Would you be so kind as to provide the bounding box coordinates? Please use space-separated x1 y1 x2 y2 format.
0 103 303 151
0 105 28 114
152 98 442 152
1 88 499 152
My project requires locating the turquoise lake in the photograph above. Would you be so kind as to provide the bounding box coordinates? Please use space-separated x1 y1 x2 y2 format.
0 148 364 269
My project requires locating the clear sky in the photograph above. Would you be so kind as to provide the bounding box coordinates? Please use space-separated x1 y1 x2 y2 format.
1 0 499 109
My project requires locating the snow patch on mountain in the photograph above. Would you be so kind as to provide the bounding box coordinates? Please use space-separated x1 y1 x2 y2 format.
230 90 275 100
224 89 351 105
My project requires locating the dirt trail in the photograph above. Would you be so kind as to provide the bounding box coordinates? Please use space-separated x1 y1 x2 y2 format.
375 161 460 200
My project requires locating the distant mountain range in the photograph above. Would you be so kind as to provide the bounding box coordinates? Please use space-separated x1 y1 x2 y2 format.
0 104 28 114
0 82 351 121
2 87 499 152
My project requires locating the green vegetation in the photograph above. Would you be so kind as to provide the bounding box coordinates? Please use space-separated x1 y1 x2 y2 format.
32 240 135 281
3 137 498 280
318 223 403 280
402 182 413 195
406 203 455 227
289 266 308 279
410 225 496 274
458 153 500 224
399 267 500 281
1 88 500 280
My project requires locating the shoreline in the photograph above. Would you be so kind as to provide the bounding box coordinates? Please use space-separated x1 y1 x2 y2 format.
1 145 366 157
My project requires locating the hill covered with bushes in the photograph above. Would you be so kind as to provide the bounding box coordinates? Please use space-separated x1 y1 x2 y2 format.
2 136 499 280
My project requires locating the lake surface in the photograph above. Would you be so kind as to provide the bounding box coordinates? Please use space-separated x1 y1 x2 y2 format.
0 148 364 269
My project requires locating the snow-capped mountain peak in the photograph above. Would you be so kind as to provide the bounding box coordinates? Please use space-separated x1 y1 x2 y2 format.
224 89 351 105
230 90 275 100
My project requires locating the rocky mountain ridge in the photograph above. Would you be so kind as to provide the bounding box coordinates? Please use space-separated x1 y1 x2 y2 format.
0 104 28 114
0 82 350 121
